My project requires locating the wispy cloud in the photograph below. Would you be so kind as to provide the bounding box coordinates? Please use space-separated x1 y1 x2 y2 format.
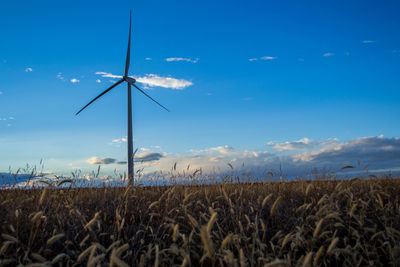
249 56 277 61
1 116 14 121
362 40 376 44
145 57 152 61
95 72 123 79
0 91 3 95
261 56 277 60
165 57 199 63
95 72 193 90
56 72 65 81
96 79 101 83
25 67 33 72
70 78 80 83
323 52 334 57
111 137 127 144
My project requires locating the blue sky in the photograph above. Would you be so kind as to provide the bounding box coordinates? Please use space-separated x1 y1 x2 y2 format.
1 0 400 177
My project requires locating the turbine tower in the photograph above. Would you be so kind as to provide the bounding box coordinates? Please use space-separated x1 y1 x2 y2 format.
76 11 169 186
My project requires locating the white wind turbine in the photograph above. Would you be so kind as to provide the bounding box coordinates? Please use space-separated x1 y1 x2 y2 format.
76 11 169 186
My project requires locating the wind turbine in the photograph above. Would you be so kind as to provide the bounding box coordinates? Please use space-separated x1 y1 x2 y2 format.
76 11 169 186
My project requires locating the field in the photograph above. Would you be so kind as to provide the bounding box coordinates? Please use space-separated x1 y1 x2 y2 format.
1 178 400 266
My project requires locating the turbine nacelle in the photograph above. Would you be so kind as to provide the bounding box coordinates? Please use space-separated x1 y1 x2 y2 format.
124 76 136 84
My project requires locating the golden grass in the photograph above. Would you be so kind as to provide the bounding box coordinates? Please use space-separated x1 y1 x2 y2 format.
1 178 400 266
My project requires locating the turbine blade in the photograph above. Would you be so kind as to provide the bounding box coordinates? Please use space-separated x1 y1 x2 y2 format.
124 11 132 77
76 79 124 115
130 82 170 112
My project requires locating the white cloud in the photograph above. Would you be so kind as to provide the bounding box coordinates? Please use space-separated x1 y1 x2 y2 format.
165 57 199 63
323 52 334 57
136 74 192 90
362 40 376 44
95 72 193 90
96 79 101 83
25 67 33 72
70 78 80 83
145 57 152 60
248 58 258 62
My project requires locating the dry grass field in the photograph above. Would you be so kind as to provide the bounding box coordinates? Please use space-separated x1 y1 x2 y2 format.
1 178 400 266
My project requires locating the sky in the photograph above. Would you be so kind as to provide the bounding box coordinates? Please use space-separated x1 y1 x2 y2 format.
1 0 400 179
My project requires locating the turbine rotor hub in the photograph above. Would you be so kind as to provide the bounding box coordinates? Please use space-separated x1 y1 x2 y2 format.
124 76 136 84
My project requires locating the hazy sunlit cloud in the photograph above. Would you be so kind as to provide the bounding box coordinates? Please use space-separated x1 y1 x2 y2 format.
95 72 193 90
267 138 338 152
25 67 33 72
165 57 199 63
96 79 101 83
70 78 80 83
362 40 376 44
7 124 12 127
323 52 334 57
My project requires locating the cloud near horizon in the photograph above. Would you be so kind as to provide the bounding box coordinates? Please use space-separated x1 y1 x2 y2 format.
267 138 338 152
136 136 400 176
95 72 192 90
